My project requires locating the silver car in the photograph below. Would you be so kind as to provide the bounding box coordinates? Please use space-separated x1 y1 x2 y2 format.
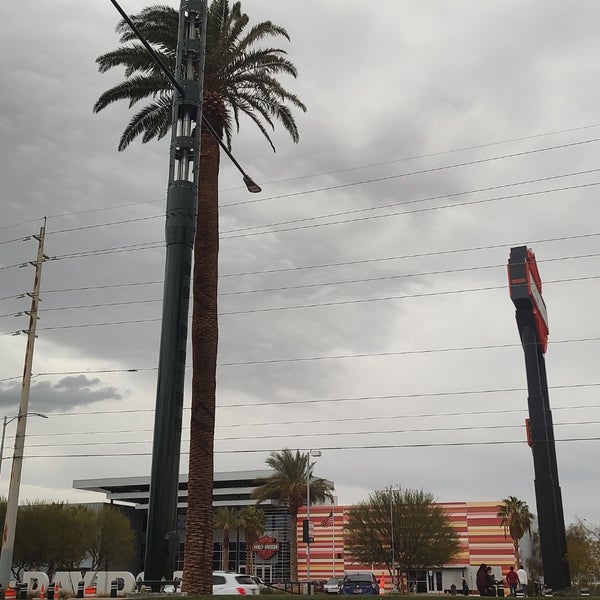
324 577 342 593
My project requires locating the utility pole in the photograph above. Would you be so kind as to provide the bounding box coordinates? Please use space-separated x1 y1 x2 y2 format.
0 220 48 589
140 0 207 587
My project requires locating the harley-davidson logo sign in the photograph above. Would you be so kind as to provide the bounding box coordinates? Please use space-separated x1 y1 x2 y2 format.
251 535 280 560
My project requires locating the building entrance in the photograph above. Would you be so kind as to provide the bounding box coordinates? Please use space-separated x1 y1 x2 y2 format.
255 565 272 583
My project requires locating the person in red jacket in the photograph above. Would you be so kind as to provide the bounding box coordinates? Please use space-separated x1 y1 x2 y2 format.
506 567 519 597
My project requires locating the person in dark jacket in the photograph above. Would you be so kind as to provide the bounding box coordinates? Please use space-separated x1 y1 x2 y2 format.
462 578 470 596
486 566 496 597
476 564 488 596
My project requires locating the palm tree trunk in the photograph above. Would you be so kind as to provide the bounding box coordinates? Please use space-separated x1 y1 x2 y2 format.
183 128 220 595
222 528 230 571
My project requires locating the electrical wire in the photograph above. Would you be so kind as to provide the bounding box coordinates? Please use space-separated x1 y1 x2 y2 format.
3 120 600 233
13 436 600 460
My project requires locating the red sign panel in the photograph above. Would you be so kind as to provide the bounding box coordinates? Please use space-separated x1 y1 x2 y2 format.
251 535 279 560
508 246 549 353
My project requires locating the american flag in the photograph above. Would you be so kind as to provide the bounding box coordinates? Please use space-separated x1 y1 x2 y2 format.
319 511 334 527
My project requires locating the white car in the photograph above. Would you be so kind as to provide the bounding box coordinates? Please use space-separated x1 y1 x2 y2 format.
212 571 260 595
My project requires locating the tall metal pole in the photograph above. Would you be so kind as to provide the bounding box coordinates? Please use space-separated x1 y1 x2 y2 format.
306 455 311 594
508 246 570 591
0 221 47 589
389 487 395 590
143 0 207 586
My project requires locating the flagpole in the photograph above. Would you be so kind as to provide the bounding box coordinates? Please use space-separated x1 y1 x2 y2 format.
332 505 336 577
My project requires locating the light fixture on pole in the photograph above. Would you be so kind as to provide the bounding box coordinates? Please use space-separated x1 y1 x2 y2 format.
304 449 321 595
0 413 48 480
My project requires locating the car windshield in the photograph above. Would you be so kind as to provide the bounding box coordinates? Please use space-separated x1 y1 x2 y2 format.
327 578 340 584
235 575 255 585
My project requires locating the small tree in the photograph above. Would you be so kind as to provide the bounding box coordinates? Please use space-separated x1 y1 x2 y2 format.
214 506 239 571
566 520 600 585
85 505 135 571
498 496 534 566
345 488 460 591
12 502 91 579
238 506 266 576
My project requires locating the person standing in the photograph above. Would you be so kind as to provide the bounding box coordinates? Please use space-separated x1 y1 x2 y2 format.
516 565 528 597
506 567 519 597
462 578 470 597
486 567 496 597
476 564 488 596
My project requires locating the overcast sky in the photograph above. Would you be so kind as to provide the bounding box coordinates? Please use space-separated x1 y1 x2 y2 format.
1 0 600 531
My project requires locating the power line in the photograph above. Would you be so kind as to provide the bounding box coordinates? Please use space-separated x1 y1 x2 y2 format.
1 273 596 333
15 436 600 459
3 121 600 233
219 136 600 209
15 419 600 450
0 251 589 315
5 137 600 245
0 336 599 380
14 231 597 294
221 167 600 235
29 172 600 245
221 180 600 239
17 403 598 440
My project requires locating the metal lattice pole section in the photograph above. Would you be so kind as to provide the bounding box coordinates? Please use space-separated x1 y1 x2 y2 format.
0 221 48 589
142 0 207 587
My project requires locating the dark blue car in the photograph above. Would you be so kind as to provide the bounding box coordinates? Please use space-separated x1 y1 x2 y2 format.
339 572 380 595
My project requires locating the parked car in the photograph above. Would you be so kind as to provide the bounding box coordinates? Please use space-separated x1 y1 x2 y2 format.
324 577 342 593
212 571 260 595
339 572 380 595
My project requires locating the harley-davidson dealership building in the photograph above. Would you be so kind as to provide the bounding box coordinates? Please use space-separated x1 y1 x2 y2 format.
74 470 515 592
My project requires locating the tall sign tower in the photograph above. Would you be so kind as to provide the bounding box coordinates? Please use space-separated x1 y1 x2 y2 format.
508 246 570 591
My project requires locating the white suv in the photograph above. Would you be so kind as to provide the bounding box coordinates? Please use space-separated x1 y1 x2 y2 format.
212 571 260 595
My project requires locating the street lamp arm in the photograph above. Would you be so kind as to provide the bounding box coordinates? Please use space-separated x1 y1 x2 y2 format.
108 0 184 97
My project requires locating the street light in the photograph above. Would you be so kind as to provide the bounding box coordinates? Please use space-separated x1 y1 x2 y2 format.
107 0 261 583
0 413 48 480
305 449 321 595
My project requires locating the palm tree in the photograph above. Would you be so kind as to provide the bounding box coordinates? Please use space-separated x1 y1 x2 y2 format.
251 449 334 582
238 505 266 577
214 506 239 571
498 496 535 566
94 2 305 594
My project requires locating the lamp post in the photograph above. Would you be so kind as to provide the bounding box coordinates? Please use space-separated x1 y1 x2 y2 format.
107 0 261 584
389 487 395 590
305 449 321 595
0 413 48 480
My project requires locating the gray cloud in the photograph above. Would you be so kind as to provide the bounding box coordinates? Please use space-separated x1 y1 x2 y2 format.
0 376 123 412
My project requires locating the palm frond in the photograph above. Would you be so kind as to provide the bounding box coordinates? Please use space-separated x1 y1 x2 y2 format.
118 95 172 150
96 44 170 78
93 74 171 114
95 0 305 153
